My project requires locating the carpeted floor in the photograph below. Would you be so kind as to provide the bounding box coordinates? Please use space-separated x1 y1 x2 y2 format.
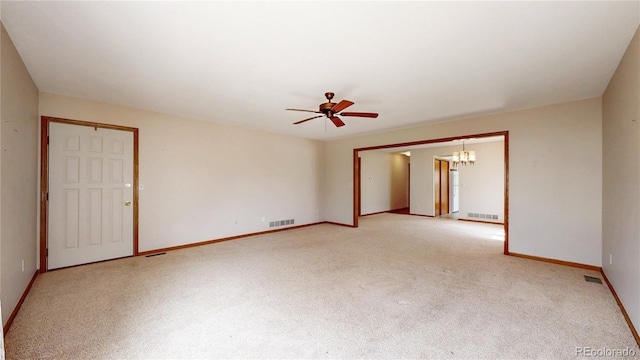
4 214 639 359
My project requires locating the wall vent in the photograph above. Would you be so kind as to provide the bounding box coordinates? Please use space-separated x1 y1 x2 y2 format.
467 213 499 220
269 219 295 228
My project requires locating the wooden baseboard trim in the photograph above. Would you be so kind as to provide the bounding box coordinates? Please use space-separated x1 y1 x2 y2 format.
3 270 39 335
458 218 504 225
324 221 356 228
509 252 601 272
600 270 640 346
137 222 325 256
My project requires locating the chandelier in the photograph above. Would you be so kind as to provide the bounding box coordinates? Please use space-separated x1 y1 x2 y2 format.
452 140 475 167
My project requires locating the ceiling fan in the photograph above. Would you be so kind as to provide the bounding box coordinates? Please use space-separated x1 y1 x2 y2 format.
286 92 378 127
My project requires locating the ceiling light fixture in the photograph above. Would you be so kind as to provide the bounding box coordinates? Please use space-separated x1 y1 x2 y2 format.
452 140 475 167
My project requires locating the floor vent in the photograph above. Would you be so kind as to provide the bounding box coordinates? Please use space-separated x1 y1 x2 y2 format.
467 213 499 220
145 252 167 258
269 219 295 228
584 275 602 284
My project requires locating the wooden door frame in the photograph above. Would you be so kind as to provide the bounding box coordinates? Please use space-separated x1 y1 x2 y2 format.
443 160 450 214
358 157 362 216
39 116 140 273
407 162 410 211
434 159 442 216
353 131 510 255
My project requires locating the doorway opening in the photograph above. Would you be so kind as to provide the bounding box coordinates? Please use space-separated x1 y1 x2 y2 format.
353 131 509 254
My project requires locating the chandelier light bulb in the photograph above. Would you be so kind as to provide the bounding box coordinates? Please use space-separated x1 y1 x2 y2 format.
452 140 476 167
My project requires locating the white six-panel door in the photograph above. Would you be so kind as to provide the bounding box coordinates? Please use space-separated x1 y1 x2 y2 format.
48 122 134 270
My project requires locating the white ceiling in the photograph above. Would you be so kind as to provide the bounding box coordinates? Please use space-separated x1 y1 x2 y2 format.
1 1 638 141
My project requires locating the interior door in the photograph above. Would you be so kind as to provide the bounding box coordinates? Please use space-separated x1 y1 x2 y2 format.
440 160 449 214
434 159 451 216
48 122 134 269
434 160 441 216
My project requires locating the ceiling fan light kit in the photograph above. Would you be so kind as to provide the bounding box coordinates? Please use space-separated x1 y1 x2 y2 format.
287 92 378 128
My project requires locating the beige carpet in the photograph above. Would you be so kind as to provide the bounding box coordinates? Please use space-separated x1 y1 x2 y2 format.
4 214 639 359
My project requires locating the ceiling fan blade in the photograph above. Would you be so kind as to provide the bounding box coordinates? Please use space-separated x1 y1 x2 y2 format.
293 115 323 125
330 100 354 113
330 116 345 127
339 112 379 118
286 108 322 113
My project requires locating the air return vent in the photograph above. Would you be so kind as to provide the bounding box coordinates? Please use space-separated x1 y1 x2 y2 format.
467 213 499 220
269 219 295 228
584 275 602 284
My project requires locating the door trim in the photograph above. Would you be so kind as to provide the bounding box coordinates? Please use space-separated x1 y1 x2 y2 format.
434 158 441 216
353 131 509 255
40 116 140 273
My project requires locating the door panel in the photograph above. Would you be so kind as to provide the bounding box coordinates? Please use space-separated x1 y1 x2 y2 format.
48 122 134 270
440 161 449 214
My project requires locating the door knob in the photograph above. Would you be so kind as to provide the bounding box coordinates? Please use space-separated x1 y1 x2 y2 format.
124 201 132 206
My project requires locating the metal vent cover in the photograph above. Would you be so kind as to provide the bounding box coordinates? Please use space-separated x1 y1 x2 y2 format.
467 212 499 220
584 275 602 284
269 219 295 228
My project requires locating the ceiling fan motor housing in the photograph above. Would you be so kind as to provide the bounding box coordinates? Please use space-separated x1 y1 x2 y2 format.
320 92 336 114
319 102 335 114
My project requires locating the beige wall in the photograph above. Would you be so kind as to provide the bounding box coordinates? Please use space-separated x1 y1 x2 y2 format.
360 151 392 215
40 93 325 252
458 141 504 222
359 152 409 214
602 26 640 334
409 145 458 216
324 97 602 266
0 23 40 326
390 154 409 210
